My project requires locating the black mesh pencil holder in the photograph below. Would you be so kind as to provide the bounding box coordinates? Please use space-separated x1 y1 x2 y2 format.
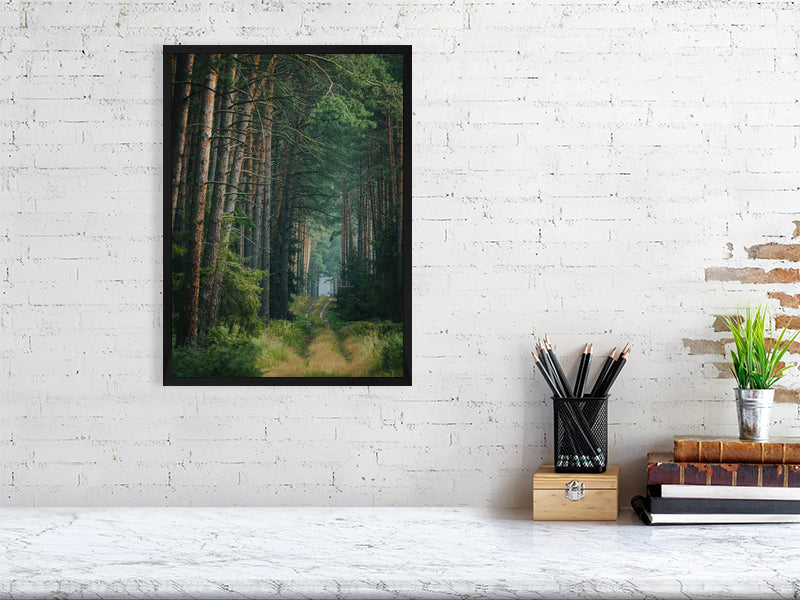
553 396 608 473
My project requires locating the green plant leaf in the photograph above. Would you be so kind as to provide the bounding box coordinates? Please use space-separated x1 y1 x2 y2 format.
725 305 799 389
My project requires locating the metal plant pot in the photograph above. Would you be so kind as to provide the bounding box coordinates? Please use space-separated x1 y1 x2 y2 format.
735 388 775 441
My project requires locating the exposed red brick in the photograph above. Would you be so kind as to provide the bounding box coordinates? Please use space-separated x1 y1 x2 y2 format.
682 338 728 355
775 388 800 404
713 315 741 332
709 363 798 378
716 314 800 332
768 292 800 309
775 316 800 330
705 267 800 284
746 243 800 262
766 339 800 354
716 359 797 380
714 363 734 379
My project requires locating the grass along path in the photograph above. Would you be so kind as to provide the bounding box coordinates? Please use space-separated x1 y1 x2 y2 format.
259 295 378 377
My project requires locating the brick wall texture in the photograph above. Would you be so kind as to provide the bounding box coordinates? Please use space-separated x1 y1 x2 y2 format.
1 0 799 507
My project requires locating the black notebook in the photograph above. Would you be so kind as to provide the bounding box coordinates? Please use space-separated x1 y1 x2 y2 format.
631 495 800 525
646 487 800 514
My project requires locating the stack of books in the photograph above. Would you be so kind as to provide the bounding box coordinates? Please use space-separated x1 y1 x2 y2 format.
632 435 800 525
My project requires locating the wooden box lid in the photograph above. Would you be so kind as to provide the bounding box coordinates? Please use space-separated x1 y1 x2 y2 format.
534 465 620 490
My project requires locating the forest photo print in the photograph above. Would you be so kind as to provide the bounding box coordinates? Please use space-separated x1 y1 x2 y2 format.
163 46 410 385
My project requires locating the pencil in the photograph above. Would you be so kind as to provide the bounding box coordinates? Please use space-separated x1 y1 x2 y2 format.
538 341 568 398
561 400 604 465
589 347 616 398
598 346 629 397
563 402 598 462
556 409 587 467
573 343 591 398
536 341 551 376
544 335 572 398
572 343 586 397
532 351 561 398
597 344 629 395
539 340 584 461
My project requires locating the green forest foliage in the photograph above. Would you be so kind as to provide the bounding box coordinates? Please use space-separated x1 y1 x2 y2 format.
171 325 263 378
217 257 266 338
337 321 403 376
333 216 402 323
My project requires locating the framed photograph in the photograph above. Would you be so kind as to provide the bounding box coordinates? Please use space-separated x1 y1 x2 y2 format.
163 45 411 385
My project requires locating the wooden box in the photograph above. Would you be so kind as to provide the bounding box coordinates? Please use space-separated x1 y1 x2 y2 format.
533 465 619 521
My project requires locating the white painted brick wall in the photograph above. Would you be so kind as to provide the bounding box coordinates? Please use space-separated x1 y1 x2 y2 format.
1 0 800 507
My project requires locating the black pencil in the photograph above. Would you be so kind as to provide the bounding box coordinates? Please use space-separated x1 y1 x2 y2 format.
536 341 551 377
561 399 604 464
573 343 591 398
597 343 629 396
572 343 586 397
558 409 592 466
544 335 572 397
598 346 629 397
538 339 585 463
532 351 562 398
589 347 616 398
538 342 566 397
538 341 568 398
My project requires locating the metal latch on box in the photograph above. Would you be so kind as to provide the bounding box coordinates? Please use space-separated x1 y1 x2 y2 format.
565 480 585 501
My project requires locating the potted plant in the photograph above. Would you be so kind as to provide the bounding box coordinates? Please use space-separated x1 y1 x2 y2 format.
724 306 799 441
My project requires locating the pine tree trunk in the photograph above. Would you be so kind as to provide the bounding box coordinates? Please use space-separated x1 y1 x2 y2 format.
174 120 197 234
251 133 264 271
395 114 403 298
277 181 294 319
290 222 298 283
341 189 346 286
357 161 364 261
206 91 223 197
245 134 262 265
199 58 237 332
239 128 254 262
178 57 218 347
387 112 397 213
340 190 348 278
206 56 260 329
259 55 277 321
275 130 298 320
368 153 376 265
170 53 194 226
303 221 311 288
272 138 288 240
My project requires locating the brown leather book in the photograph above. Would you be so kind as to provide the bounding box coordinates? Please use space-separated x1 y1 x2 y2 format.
647 452 800 487
674 435 800 464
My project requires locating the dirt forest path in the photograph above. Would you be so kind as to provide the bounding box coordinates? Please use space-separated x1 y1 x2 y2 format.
260 296 374 377
319 297 332 328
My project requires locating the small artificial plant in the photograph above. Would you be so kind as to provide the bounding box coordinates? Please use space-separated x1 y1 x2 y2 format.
724 306 800 390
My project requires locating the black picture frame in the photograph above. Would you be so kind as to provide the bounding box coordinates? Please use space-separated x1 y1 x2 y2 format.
163 45 411 386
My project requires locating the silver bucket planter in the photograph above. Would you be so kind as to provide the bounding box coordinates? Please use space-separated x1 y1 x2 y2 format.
735 388 775 441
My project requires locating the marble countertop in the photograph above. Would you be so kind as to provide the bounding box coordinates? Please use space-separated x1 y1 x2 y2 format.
1 507 798 599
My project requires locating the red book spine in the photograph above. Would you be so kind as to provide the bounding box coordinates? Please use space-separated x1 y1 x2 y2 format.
647 453 800 487
673 438 800 464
